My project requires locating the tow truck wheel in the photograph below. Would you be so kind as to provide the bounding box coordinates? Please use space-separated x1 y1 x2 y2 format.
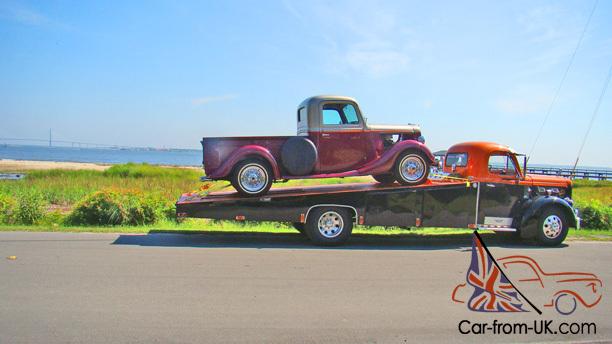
536 207 569 246
231 159 273 197
305 207 353 246
393 150 430 186
372 174 395 184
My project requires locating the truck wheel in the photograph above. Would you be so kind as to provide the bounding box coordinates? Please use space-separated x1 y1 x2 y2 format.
305 207 353 246
536 207 569 246
372 174 395 185
393 150 430 185
231 159 273 197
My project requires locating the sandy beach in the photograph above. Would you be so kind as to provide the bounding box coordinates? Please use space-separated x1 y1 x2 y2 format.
0 159 111 171
0 159 201 172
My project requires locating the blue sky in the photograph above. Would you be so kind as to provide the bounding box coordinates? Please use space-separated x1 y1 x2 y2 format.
0 0 610 167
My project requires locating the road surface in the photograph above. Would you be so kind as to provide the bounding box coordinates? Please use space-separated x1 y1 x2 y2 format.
1 231 610 343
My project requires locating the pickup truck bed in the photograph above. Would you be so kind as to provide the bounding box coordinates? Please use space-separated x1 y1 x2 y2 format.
202 136 291 177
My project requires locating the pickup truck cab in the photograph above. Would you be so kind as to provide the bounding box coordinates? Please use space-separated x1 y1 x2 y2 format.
202 95 434 196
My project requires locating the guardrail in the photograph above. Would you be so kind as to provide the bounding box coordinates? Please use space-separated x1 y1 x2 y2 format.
526 167 611 180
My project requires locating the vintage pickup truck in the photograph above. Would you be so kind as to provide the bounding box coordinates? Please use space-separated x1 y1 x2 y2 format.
201 95 434 196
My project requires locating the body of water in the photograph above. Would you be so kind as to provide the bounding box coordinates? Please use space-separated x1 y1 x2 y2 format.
0 145 202 166
0 144 610 171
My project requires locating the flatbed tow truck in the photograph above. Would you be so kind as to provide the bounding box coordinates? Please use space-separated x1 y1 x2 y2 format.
176 142 580 246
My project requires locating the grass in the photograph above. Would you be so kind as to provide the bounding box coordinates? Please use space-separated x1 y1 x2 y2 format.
0 221 609 241
572 179 612 204
0 163 202 205
0 163 610 238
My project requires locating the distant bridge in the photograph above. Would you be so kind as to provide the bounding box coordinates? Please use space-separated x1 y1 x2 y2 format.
526 166 611 180
0 137 146 150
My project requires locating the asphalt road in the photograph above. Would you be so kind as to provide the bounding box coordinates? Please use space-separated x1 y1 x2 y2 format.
0 231 610 343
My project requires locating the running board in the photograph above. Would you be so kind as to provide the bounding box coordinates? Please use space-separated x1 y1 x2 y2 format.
468 224 516 232
477 225 516 232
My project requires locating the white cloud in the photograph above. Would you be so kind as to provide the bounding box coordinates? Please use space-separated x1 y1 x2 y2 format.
0 2 68 29
191 94 237 106
495 87 553 115
514 4 587 77
282 0 417 78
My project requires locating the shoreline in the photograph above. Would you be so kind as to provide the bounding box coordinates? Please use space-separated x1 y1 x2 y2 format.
0 159 200 171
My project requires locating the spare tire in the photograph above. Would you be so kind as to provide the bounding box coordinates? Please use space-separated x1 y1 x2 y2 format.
281 137 317 176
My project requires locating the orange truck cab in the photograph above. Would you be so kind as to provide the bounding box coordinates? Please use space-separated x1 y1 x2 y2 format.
441 142 578 243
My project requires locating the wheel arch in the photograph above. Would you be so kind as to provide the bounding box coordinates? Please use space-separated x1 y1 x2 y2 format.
359 140 434 176
394 140 436 163
519 196 577 238
213 145 282 180
305 204 358 224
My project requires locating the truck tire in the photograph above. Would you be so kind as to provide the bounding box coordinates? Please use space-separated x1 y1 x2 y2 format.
305 207 353 246
280 137 317 176
372 174 395 185
536 207 569 246
231 158 273 197
393 150 430 186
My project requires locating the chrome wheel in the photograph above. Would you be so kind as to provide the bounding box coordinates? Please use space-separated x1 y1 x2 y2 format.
542 215 563 239
317 211 344 239
238 163 268 193
399 154 426 182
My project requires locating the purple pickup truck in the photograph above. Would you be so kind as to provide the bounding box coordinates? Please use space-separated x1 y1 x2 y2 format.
201 95 435 196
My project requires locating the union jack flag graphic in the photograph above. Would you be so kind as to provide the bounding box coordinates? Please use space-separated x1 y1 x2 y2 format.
466 235 528 312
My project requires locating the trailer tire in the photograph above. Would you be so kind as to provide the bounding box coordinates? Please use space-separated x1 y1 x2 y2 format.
305 207 353 246
393 150 430 186
372 174 395 184
231 158 273 197
536 207 568 246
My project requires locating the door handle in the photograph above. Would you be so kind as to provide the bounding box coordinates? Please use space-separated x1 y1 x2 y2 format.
321 133 331 137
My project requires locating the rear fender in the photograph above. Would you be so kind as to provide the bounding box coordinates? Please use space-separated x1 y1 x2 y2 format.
519 196 577 238
357 140 435 175
207 145 281 180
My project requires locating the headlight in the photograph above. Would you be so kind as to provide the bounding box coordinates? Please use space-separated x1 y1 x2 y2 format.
417 135 425 143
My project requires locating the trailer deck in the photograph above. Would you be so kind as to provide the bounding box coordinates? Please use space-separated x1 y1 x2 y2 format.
177 180 465 204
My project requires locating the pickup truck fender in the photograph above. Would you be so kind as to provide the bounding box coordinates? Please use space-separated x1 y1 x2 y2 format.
518 196 577 239
357 140 435 175
207 145 282 180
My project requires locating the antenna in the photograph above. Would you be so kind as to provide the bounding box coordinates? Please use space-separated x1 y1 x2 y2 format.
572 63 612 172
527 0 598 162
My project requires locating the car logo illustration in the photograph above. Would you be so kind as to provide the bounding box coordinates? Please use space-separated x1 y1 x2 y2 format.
451 233 603 315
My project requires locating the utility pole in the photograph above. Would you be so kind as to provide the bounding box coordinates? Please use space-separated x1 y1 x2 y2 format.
49 129 52 147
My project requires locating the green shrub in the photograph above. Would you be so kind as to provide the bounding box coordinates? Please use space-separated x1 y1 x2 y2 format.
67 189 170 226
15 192 46 225
104 163 196 179
0 193 17 224
40 210 67 227
577 200 611 230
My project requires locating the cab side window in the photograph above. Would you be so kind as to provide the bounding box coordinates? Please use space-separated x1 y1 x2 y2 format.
343 104 360 124
322 109 343 125
488 154 518 176
322 103 360 126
